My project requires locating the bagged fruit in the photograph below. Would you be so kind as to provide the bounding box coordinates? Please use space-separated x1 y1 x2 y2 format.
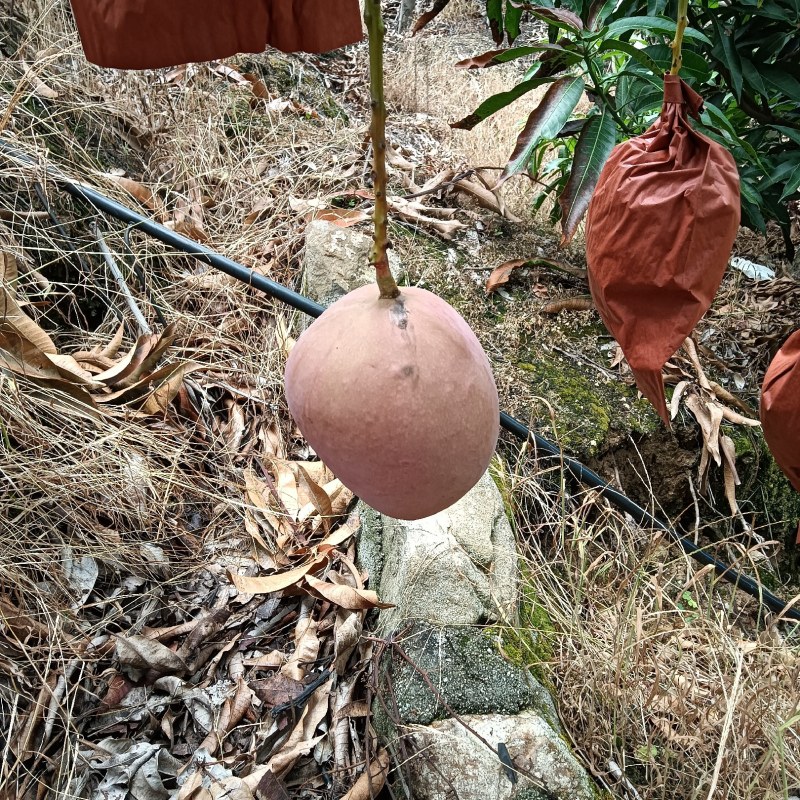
69 0 362 68
761 329 800 495
585 74 740 423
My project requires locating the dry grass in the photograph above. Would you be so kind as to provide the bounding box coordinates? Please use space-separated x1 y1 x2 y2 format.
1 2 799 799
500 445 800 800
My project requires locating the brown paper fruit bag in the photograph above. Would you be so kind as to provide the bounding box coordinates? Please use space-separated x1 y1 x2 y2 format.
761 330 800 499
585 74 740 423
69 0 363 68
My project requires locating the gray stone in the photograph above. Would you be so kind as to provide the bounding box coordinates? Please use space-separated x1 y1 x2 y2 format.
302 220 404 309
377 621 558 730
406 711 596 800
357 471 517 636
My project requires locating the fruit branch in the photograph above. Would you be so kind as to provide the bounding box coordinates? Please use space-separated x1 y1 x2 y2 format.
364 0 400 300
670 0 690 75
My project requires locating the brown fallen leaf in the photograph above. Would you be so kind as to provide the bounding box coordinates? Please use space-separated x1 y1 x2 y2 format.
304 573 394 611
486 258 528 294
21 61 59 99
540 296 594 314
115 634 187 675
101 174 167 221
251 673 304 710
1 251 58 354
281 615 320 683
227 548 331 595
309 207 370 227
340 748 391 800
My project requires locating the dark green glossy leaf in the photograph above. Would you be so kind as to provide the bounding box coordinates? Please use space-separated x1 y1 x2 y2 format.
713 24 743 98
487 0 504 43
740 58 770 98
770 126 800 147
761 65 800 103
597 39 663 75
505 0 523 41
640 44 711 83
605 16 712 44
558 106 617 243
451 76 557 130
778 163 800 201
497 76 586 186
586 0 617 30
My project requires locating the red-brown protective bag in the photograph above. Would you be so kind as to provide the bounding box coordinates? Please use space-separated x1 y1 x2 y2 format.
761 329 800 498
69 0 363 68
585 74 740 423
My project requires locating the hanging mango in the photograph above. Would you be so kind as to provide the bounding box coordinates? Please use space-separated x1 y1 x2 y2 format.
585 8 740 424
68 0 363 67
761 330 800 500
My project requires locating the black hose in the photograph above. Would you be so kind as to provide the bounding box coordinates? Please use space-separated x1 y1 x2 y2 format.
2 138 798 623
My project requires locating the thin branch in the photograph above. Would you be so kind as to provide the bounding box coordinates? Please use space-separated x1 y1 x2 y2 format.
93 223 152 335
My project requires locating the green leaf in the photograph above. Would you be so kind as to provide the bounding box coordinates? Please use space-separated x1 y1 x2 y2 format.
486 0 504 43
761 65 800 103
586 0 618 30
456 43 574 69
605 16 712 44
450 76 557 130
740 58 770 98
496 76 586 186
640 44 711 83
770 125 800 147
712 23 743 99
505 0 523 41
597 39 663 75
558 106 617 243
778 163 800 201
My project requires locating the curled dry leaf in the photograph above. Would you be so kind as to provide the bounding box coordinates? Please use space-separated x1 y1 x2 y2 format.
21 61 59 99
101 173 167 221
280 615 320 683
115 634 188 676
339 748 391 800
540 296 594 314
251 673 304 710
304 573 393 611
227 550 329 595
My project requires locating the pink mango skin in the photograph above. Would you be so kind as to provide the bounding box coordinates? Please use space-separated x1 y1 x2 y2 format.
284 285 499 520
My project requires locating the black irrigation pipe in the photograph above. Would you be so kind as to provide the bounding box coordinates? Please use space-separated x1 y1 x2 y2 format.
2 138 799 623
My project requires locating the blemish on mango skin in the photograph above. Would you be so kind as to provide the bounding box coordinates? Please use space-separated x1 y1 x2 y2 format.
390 296 408 329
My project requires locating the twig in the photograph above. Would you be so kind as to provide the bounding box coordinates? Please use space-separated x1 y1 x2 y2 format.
123 224 169 327
364 0 400 299
670 0 690 74
92 223 152 335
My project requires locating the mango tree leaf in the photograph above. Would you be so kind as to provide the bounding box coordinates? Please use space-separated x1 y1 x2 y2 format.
530 5 584 31
597 39 663 75
761 65 800 103
640 44 711 83
778 164 800 201
456 43 569 69
486 0 504 43
451 76 557 130
586 0 618 30
710 18 743 98
411 0 452 33
496 76 585 186
505 0 523 41
605 16 712 44
559 106 617 243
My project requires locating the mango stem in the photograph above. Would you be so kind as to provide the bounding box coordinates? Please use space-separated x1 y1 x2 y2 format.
670 0 690 75
364 0 400 299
